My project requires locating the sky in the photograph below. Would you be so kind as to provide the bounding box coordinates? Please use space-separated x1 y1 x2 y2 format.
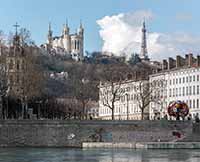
0 0 200 60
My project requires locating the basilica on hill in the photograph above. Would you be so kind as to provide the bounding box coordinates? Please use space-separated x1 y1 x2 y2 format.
41 21 84 61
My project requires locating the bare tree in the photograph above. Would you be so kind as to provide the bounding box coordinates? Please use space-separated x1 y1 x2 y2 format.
0 37 8 119
7 28 34 47
19 28 35 46
99 63 127 120
21 47 45 118
69 63 98 119
0 65 7 119
0 30 6 46
135 79 165 120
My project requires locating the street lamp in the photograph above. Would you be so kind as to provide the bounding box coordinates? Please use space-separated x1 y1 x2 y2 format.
36 100 42 119
5 88 10 120
125 93 129 120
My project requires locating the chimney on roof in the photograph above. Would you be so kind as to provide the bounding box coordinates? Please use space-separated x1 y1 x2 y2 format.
168 57 176 70
197 55 200 67
176 55 185 68
185 54 189 66
176 55 181 68
162 59 168 70
188 53 193 67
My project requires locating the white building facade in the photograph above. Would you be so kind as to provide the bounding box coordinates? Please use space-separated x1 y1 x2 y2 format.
150 66 200 120
99 80 150 120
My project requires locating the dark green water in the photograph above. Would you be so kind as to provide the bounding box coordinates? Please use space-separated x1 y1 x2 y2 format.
0 148 200 162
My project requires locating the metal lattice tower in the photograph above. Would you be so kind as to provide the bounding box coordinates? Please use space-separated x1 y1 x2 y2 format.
140 20 148 60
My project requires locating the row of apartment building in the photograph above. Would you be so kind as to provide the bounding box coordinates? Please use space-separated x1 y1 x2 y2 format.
99 53 200 120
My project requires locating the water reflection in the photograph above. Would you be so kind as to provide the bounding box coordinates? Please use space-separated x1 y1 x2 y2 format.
0 148 199 162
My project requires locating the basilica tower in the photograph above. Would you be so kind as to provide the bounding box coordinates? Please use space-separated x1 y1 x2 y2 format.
62 20 71 54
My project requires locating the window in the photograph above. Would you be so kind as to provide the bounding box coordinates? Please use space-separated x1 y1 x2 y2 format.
22 60 25 70
183 77 185 83
183 87 185 96
193 100 196 109
197 85 199 95
197 75 199 82
179 78 181 84
169 89 172 97
179 87 181 96
16 75 19 83
173 88 175 97
186 87 188 95
193 86 196 95
193 75 196 82
77 40 79 50
176 88 178 97
197 99 199 109
189 100 192 108
17 60 20 70
9 75 13 84
9 60 14 69
170 80 172 85
75 40 77 49
190 76 192 82
186 77 188 83
176 78 178 84
189 86 192 95
131 94 134 100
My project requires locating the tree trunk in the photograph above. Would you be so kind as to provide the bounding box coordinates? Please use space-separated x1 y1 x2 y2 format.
111 102 115 120
0 96 2 119
111 109 114 120
141 109 144 120
82 101 86 120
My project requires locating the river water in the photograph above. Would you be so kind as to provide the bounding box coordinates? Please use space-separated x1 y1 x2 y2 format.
0 148 200 162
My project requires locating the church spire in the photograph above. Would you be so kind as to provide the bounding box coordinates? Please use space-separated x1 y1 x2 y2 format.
140 20 148 60
13 22 20 46
80 19 83 29
78 19 84 37
66 18 68 27
63 18 69 36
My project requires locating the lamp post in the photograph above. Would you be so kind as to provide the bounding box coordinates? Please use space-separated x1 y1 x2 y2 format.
5 88 10 120
125 93 129 120
36 100 42 119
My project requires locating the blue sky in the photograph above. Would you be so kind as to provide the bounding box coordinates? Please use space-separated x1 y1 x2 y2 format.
0 0 199 56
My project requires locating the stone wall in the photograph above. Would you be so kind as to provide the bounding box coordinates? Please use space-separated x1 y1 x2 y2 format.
0 120 194 147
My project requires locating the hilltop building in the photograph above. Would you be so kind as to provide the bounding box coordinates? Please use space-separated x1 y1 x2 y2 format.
41 21 84 61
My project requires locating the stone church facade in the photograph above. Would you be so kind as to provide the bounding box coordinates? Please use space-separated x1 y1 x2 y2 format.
6 32 26 98
41 22 84 61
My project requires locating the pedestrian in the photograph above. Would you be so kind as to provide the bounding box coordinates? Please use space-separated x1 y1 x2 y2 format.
187 114 192 121
195 113 200 123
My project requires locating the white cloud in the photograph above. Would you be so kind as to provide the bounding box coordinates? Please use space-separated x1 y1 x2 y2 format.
97 10 200 60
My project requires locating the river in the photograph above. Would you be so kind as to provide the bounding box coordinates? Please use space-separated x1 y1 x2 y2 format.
0 148 200 162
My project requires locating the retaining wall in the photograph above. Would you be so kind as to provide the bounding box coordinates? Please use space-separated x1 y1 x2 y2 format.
0 120 194 147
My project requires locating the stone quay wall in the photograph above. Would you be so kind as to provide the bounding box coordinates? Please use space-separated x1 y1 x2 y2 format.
0 120 196 147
